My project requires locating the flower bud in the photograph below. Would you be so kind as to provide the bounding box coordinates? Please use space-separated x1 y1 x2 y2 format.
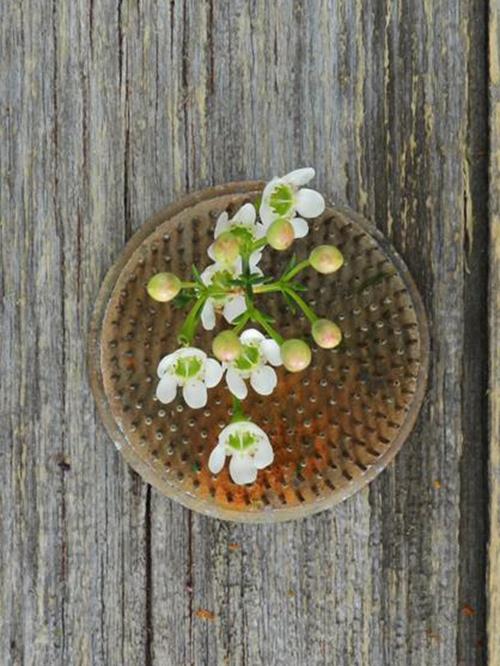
311 319 342 349
212 232 241 265
280 339 312 373
147 272 181 302
309 245 344 274
212 330 242 362
266 218 295 251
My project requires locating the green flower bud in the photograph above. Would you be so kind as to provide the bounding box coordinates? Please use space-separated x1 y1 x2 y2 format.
280 339 312 373
212 330 242 362
212 232 241 265
266 218 295 251
309 245 344 274
311 319 342 349
147 272 181 302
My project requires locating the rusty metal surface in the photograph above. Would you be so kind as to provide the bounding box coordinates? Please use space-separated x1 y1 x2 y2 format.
89 182 429 522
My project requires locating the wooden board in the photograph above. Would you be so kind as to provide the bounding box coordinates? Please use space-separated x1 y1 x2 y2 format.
489 1 500 663
0 1 490 664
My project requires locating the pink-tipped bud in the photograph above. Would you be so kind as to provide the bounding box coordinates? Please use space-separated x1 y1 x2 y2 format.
312 319 342 349
266 218 295 251
212 232 241 265
212 330 242 362
280 339 312 373
147 272 181 302
309 245 344 274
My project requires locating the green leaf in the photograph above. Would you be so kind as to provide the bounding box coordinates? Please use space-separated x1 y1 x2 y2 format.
172 290 196 309
260 311 275 323
282 291 298 314
247 273 270 284
289 281 308 292
191 264 203 284
281 254 297 279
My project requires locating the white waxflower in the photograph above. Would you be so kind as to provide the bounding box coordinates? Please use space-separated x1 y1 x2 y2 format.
224 328 282 400
208 421 274 485
156 347 223 409
199 257 261 331
208 203 266 260
259 167 326 239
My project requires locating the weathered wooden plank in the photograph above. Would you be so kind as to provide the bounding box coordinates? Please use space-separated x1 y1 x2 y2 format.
0 0 490 665
488 0 500 662
54 1 150 664
123 2 194 663
0 1 65 663
0 0 151 664
458 0 489 659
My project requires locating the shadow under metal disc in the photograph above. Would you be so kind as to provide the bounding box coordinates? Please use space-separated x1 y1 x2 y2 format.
88 181 429 523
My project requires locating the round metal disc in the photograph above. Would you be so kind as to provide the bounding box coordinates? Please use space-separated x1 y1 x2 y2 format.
88 181 429 523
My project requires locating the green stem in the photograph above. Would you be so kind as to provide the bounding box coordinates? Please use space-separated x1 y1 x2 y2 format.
253 281 282 294
251 237 267 253
282 286 318 324
231 397 248 423
233 311 251 334
178 293 207 345
250 307 284 344
282 258 310 281
241 254 254 304
180 280 197 289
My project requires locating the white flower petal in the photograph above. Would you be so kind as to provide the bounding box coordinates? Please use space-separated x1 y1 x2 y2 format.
295 188 325 218
208 444 226 474
156 374 178 404
249 251 263 272
240 328 265 345
207 243 216 260
218 421 268 447
226 367 248 399
290 216 310 239
253 437 274 469
229 454 258 485
235 202 256 225
182 379 207 409
214 212 230 237
254 222 267 239
259 178 281 226
204 358 223 388
259 205 275 227
201 299 216 330
223 295 247 323
157 352 176 378
260 339 282 366
262 177 280 201
176 347 207 361
250 365 277 395
283 167 315 188
200 264 215 286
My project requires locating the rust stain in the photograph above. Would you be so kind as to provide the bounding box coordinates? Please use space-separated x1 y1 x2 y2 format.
194 609 215 621
461 604 476 617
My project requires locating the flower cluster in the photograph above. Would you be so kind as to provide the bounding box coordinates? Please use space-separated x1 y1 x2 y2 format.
147 169 344 485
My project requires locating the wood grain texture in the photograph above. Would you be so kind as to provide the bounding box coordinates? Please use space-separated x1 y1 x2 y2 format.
488 0 500 663
0 1 489 665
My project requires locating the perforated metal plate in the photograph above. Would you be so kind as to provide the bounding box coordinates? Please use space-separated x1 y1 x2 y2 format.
88 181 429 523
